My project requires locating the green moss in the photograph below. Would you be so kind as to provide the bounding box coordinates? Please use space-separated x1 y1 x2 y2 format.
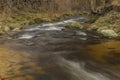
0 11 88 36
85 14 99 23
29 18 53 25
89 11 120 30
87 25 98 31
65 22 83 29
88 11 120 37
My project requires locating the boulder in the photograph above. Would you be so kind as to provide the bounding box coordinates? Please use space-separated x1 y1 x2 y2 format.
13 28 21 31
100 29 118 38
76 31 87 36
4 26 10 32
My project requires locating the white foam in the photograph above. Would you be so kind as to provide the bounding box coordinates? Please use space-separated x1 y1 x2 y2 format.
19 34 34 39
76 31 87 36
63 19 75 23
24 27 40 31
42 23 54 27
24 18 79 31
58 58 110 80
39 26 64 30
80 37 87 40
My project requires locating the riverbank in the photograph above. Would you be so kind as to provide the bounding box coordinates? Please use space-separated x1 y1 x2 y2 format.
63 10 120 38
0 10 120 38
0 11 88 36
87 11 120 38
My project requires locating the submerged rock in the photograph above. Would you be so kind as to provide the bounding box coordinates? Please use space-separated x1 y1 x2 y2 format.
100 29 118 38
76 31 87 36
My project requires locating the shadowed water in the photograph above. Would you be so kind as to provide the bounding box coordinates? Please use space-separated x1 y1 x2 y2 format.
0 16 120 80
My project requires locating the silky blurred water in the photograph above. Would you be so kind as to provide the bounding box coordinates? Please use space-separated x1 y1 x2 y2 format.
0 16 120 80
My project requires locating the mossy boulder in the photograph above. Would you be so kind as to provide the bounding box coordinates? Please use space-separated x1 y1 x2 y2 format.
64 22 83 29
87 25 99 31
4 26 10 32
100 29 118 38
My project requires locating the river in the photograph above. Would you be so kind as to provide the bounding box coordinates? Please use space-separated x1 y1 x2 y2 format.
0 16 120 80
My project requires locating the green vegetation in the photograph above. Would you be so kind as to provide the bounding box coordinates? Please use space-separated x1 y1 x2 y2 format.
0 0 119 38
0 11 85 35
88 11 120 38
0 0 92 36
65 22 83 29
85 14 99 23
89 11 120 31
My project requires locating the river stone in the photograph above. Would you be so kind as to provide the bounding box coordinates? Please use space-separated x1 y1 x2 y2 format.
13 28 20 31
100 29 118 38
4 26 10 32
76 31 87 36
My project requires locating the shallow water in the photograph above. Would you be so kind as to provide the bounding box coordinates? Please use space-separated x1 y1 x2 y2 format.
0 17 120 80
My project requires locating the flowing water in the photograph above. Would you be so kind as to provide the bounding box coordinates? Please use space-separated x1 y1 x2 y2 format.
0 16 120 80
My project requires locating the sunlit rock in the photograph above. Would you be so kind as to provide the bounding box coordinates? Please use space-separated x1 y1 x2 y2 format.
100 29 118 38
